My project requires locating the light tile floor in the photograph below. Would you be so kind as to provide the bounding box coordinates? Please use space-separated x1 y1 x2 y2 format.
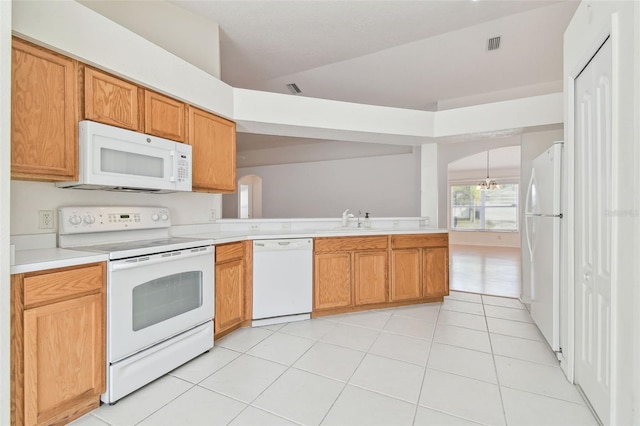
72 292 598 426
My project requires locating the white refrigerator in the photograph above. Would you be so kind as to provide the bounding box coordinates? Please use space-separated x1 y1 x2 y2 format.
524 141 563 352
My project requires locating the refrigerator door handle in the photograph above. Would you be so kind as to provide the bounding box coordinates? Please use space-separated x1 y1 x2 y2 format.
524 171 536 259
527 213 563 218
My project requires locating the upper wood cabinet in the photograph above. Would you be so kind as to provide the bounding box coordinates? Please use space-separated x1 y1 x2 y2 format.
11 263 106 426
145 90 187 142
12 38 238 187
11 38 78 181
188 106 237 193
82 66 142 131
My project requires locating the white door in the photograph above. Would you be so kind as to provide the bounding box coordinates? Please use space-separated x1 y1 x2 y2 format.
574 37 612 423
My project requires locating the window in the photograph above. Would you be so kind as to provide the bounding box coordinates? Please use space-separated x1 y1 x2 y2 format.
450 183 518 231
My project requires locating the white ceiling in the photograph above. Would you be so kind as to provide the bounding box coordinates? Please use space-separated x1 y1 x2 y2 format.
85 0 577 164
170 0 578 111
168 0 576 165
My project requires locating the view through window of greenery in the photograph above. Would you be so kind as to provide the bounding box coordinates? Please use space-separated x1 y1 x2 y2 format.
451 184 518 231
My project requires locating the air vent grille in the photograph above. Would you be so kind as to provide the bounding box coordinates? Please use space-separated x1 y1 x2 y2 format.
286 83 302 95
487 36 501 51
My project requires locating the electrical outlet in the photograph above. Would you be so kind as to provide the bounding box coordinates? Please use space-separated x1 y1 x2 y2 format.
209 209 217 222
38 210 54 229
249 223 260 231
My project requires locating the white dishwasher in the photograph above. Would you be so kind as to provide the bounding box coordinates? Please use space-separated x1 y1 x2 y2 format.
252 238 313 326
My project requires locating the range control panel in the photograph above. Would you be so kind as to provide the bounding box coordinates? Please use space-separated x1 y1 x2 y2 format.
59 206 171 234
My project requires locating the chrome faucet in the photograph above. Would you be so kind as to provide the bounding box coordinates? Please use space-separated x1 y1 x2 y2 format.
342 209 354 227
357 210 362 228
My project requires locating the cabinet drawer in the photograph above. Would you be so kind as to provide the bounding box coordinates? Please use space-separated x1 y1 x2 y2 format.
391 233 448 249
24 263 104 308
315 236 388 252
216 242 244 263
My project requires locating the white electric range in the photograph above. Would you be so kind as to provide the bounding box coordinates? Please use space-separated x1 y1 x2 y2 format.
58 206 215 404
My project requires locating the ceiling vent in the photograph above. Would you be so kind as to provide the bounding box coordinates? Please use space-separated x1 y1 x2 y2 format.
487 36 501 51
286 83 302 95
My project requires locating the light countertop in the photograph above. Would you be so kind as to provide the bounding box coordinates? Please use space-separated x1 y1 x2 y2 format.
11 248 109 275
177 227 448 245
11 226 447 274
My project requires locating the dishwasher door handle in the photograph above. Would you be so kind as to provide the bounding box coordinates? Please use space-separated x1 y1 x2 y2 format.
253 239 312 251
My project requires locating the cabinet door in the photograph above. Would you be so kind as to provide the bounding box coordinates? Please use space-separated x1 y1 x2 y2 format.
423 247 449 298
354 251 387 305
188 107 237 193
83 67 141 131
11 38 77 181
144 90 187 142
23 293 104 426
390 249 422 301
215 259 244 336
314 253 352 311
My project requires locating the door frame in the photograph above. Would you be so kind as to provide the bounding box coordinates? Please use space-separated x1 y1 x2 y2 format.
565 24 611 377
564 11 637 424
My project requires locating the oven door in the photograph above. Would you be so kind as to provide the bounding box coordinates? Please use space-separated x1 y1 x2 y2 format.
108 246 214 362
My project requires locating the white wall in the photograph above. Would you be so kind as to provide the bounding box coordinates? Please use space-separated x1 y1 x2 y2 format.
77 0 221 79
223 150 421 219
420 144 438 225
0 1 11 422
563 2 640 424
10 181 221 235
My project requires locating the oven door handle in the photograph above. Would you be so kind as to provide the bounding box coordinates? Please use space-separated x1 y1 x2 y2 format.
111 246 213 271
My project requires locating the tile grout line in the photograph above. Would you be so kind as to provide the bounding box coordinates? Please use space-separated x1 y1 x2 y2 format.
316 308 395 425
223 326 329 426
411 301 443 425
482 295 510 426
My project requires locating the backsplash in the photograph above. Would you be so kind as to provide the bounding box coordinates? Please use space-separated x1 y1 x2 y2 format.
10 180 222 235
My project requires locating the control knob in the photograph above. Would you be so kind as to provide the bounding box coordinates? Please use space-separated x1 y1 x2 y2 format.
160 212 169 221
69 215 82 226
83 215 96 225
151 213 160 222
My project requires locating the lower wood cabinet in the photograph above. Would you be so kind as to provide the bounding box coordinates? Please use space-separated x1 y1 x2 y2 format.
354 251 387 305
214 241 252 338
313 236 388 314
313 233 448 316
11 262 106 426
390 234 449 301
424 246 449 298
314 252 352 310
390 248 422 301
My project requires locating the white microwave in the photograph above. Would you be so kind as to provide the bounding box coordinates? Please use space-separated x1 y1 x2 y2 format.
57 121 192 193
